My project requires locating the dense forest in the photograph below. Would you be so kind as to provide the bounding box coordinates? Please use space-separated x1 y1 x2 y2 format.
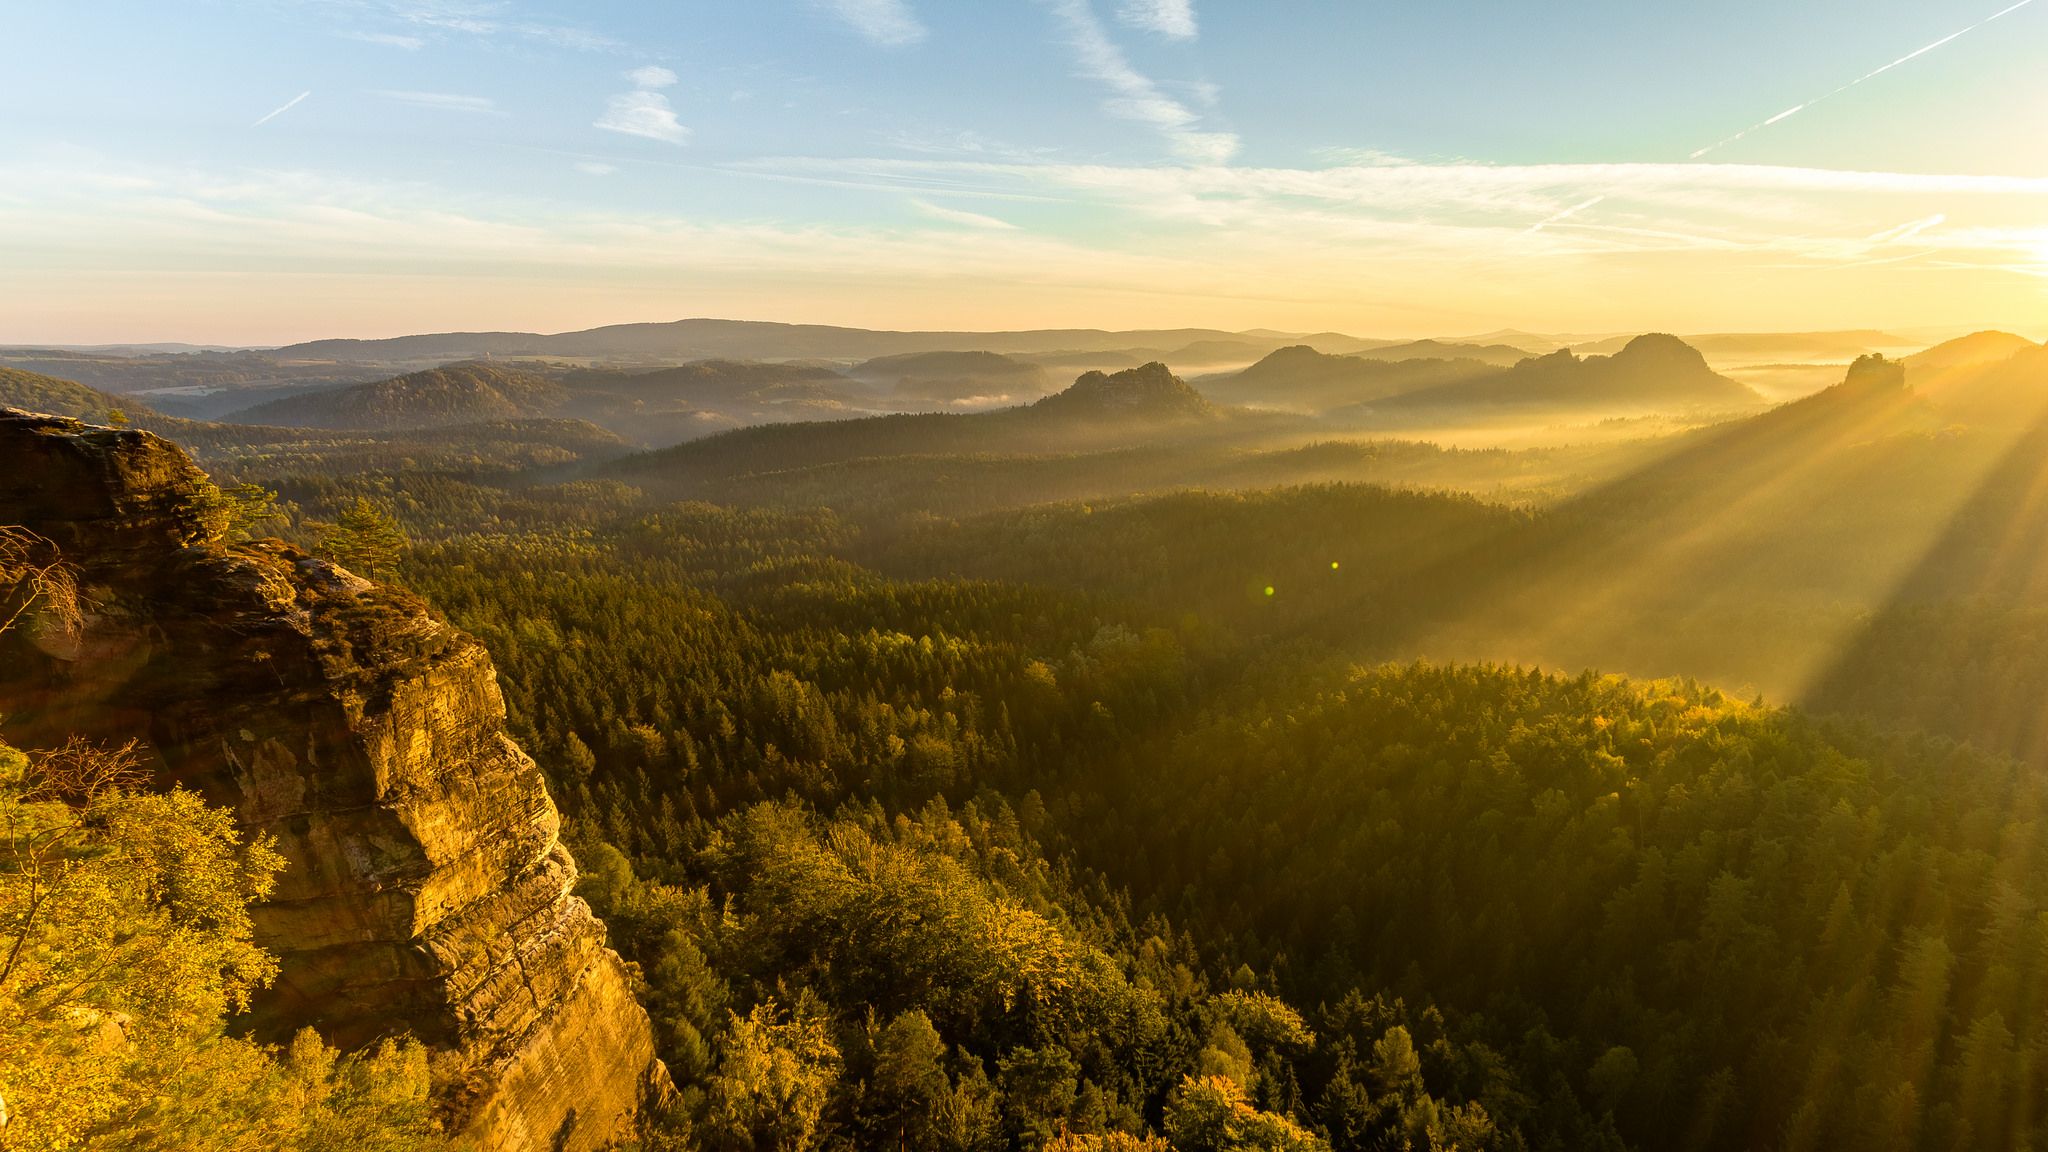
10 337 2048 1150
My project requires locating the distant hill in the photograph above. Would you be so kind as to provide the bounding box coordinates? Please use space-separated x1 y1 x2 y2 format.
1380 355 1954 696
1353 339 1530 367
0 348 393 419
1571 329 1912 365
847 350 1053 406
270 318 1369 365
0 342 246 356
1161 339 1276 366
229 363 566 430
1354 334 1761 415
1243 329 1403 355
3 364 629 474
1434 329 1580 354
1205 346 1498 411
607 362 1280 504
1019 350 1151 373
0 366 150 422
1031 362 1214 419
225 359 879 445
166 416 633 475
1904 330 2038 374
560 359 854 405
1912 341 2048 420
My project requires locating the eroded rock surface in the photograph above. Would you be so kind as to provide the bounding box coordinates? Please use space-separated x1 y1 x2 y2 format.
0 408 669 1150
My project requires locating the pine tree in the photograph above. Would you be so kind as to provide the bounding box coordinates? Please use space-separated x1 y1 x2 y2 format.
321 498 407 578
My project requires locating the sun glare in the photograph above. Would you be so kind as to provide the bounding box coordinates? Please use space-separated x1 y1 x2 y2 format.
14 5 2048 1152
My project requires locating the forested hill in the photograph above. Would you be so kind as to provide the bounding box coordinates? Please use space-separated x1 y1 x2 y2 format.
1 363 630 477
605 361 1276 499
1367 351 2048 754
0 365 155 422
226 359 883 445
1360 356 1938 690
228 362 567 429
376 475 2048 1152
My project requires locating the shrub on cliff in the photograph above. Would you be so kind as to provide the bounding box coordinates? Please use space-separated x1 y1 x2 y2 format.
0 737 457 1151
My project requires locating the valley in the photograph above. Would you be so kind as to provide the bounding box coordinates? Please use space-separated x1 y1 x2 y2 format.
9 321 2048 1150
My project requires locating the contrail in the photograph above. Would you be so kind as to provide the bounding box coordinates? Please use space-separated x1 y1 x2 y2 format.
1866 213 1947 245
1690 0 2040 159
1524 195 1606 234
253 90 312 127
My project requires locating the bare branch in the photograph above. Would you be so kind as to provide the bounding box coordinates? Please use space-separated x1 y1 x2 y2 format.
0 527 80 644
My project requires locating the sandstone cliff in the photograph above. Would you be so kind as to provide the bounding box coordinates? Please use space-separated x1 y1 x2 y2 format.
0 409 670 1150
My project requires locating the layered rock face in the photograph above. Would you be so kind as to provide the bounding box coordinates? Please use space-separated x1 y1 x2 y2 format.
0 409 668 1150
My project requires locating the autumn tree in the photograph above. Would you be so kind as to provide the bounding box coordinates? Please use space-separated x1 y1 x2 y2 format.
701 997 841 1152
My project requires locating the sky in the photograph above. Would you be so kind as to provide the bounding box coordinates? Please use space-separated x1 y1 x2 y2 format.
2 0 2046 345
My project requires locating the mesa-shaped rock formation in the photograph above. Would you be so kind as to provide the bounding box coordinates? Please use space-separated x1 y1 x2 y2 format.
0 408 668 1150
1033 361 1216 418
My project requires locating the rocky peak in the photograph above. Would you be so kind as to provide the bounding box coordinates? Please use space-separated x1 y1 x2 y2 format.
1614 332 1712 368
2 414 219 567
1037 361 1215 416
1841 352 1909 393
0 408 668 1151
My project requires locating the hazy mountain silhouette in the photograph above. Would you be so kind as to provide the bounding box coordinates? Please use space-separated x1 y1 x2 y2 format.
1352 334 1761 415
1352 339 1530 367
1206 346 1497 410
1904 330 2039 373
606 362 1265 501
1570 329 1911 364
271 318 1370 365
848 350 1053 405
1910 341 2048 423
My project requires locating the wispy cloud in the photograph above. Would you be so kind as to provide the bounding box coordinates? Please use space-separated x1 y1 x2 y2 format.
1311 147 1421 167
576 161 617 176
731 154 2048 272
297 1 624 53
371 90 502 114
625 65 677 89
1118 0 1197 39
514 23 625 52
911 199 1020 229
344 30 424 49
393 0 498 35
1045 0 1235 163
253 90 312 127
8 154 2046 340
596 67 688 145
819 0 928 46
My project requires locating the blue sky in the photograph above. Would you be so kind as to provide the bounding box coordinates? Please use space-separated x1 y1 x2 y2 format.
3 1 2046 343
